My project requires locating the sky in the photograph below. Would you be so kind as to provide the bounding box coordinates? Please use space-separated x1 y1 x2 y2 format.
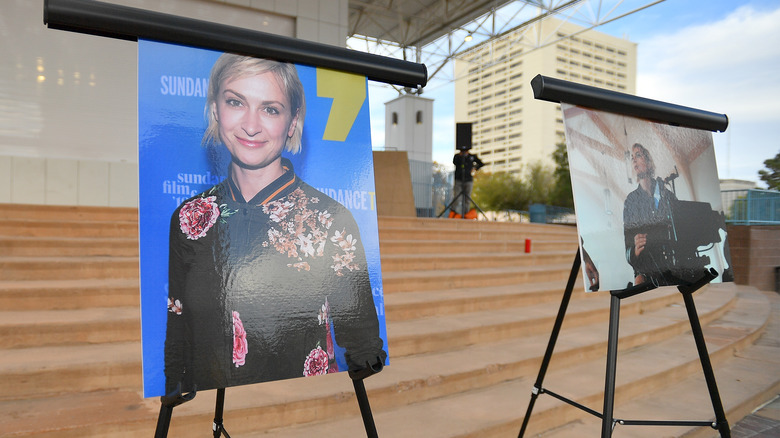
365 0 780 187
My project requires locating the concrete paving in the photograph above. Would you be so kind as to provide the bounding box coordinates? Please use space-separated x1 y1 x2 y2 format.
732 395 780 438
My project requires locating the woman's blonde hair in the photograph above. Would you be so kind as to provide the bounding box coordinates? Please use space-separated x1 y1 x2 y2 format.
202 54 306 154
632 142 655 178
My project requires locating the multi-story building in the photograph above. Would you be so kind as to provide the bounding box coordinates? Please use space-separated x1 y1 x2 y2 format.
454 17 637 176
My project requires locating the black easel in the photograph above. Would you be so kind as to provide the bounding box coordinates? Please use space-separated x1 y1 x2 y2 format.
517 251 731 437
154 385 196 438
349 358 385 438
154 387 232 438
154 357 384 438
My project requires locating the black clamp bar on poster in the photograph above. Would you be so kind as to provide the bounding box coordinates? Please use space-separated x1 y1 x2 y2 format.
43 0 428 89
530 75 728 133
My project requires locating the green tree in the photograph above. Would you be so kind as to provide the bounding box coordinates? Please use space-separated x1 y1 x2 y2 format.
472 171 529 211
526 161 554 205
549 141 574 208
758 152 780 190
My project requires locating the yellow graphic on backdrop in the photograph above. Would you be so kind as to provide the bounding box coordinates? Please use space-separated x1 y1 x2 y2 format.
317 68 366 142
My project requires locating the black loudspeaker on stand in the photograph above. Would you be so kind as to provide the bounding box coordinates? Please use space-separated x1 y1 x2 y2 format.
438 122 487 219
517 250 731 437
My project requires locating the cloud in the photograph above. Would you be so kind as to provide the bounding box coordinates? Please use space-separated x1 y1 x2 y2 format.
636 4 780 183
637 5 780 122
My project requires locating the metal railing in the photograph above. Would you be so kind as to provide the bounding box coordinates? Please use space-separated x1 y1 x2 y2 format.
408 159 451 218
722 189 780 225
404 160 778 226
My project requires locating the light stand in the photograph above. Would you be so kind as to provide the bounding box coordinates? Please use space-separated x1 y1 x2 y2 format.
438 185 487 219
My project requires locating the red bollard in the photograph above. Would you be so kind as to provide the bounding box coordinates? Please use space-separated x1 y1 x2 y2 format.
525 239 531 253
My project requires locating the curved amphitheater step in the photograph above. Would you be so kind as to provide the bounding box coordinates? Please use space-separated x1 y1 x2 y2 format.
0 205 777 437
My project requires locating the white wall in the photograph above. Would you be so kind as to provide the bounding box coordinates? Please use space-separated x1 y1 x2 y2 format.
384 95 434 163
0 0 347 207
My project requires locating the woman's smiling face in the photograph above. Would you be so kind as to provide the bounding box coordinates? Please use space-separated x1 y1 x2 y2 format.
214 72 298 171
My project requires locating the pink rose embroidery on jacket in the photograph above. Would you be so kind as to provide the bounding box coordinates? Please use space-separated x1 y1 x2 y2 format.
304 299 339 376
303 345 329 376
232 311 248 367
179 196 220 240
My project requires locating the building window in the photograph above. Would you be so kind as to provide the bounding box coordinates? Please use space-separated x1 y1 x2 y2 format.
392 112 398 125
416 111 423 124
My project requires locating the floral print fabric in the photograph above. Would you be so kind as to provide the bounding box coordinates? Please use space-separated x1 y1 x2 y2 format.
263 188 361 276
165 162 385 395
232 311 248 367
179 196 220 240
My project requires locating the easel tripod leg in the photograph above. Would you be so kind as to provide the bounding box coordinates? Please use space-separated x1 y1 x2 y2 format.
601 294 621 438
681 292 731 437
518 250 581 438
353 378 379 438
213 388 231 438
154 404 173 438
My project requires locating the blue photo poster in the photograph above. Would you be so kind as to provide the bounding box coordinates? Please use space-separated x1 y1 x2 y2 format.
138 40 387 398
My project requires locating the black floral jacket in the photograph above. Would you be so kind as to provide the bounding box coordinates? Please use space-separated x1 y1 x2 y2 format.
165 159 386 395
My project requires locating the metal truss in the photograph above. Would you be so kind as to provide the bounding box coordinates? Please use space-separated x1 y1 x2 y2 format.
347 0 665 93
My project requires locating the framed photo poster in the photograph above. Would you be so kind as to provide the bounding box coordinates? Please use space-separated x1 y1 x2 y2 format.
562 104 732 293
138 40 388 398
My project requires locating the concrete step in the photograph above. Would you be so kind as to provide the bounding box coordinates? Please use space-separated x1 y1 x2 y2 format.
0 342 142 401
382 263 575 293
0 284 757 437
0 256 139 281
531 289 780 438
0 219 137 238
239 285 773 438
0 236 138 257
379 238 577 255
386 285 731 358
0 279 139 311
377 217 578 236
0 307 139 349
378 226 577 243
0 204 138 222
381 250 576 272
384 280 584 321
